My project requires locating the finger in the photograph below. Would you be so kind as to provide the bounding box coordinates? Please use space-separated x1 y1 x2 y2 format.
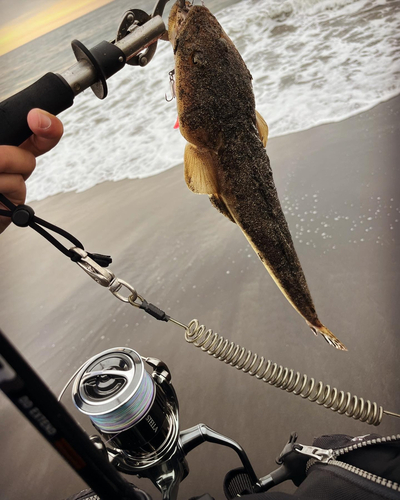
0 171 28 235
0 173 26 206
0 145 36 180
0 217 11 233
20 108 64 157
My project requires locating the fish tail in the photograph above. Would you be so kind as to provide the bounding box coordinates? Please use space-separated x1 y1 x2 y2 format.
306 321 347 351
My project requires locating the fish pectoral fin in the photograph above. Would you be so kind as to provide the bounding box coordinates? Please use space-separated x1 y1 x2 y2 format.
184 143 235 222
256 110 269 147
209 194 236 223
184 143 219 194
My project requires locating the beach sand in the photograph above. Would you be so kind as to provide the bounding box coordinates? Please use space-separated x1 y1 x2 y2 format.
0 96 399 499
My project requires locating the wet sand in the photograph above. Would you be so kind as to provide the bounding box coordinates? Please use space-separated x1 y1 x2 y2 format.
0 96 399 499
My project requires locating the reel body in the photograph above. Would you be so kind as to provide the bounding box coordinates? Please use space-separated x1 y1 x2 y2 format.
71 347 260 500
72 347 187 499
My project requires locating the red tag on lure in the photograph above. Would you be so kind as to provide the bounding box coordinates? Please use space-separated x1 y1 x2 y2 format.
173 116 179 129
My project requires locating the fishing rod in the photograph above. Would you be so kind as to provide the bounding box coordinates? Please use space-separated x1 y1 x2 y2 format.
0 329 149 500
0 0 172 147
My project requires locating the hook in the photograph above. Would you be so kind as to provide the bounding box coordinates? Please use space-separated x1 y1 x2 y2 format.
165 69 176 102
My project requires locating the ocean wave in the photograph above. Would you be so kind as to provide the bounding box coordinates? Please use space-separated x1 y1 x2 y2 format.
25 0 400 201
219 0 400 136
222 0 359 22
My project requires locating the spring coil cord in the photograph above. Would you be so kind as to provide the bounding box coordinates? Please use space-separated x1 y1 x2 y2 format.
183 319 386 426
8 188 397 428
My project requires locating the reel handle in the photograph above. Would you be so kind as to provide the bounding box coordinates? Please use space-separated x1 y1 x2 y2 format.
0 73 74 146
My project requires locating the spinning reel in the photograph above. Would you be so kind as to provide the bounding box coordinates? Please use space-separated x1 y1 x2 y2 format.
70 347 260 499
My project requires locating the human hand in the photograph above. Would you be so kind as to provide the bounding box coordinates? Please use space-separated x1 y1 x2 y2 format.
0 108 64 233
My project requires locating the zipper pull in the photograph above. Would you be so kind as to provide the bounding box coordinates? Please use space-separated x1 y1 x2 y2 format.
294 444 334 463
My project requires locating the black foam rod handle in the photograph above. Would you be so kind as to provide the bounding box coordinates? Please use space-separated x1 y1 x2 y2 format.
0 73 74 146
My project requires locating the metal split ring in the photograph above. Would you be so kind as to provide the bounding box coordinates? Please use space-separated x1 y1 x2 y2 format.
128 293 145 308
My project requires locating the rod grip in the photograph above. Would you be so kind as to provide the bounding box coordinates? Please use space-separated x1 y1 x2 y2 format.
0 73 74 146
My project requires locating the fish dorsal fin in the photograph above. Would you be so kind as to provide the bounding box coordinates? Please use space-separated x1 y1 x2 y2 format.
184 143 219 195
256 110 269 147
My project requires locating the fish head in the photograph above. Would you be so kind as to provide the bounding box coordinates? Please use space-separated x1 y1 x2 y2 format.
168 1 192 50
168 3 255 152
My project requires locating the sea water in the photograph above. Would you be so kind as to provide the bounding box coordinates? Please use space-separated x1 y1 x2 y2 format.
0 0 399 201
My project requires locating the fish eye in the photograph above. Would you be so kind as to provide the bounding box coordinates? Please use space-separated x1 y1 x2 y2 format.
191 51 204 66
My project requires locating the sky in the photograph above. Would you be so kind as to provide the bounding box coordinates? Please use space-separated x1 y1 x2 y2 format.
0 0 114 55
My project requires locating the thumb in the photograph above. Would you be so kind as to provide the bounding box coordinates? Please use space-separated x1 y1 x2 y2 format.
21 108 64 157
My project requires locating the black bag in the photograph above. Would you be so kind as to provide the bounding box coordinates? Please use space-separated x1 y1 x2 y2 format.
65 433 400 500
224 433 400 500
296 433 400 500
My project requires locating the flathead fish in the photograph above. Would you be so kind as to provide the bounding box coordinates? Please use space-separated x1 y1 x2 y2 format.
168 1 346 350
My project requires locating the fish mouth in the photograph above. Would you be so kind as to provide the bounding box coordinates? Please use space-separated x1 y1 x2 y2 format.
169 1 193 50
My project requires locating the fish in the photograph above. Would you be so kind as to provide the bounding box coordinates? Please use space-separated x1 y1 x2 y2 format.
168 1 347 351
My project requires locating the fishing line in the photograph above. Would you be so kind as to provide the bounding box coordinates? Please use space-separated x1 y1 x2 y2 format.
71 349 155 436
70 347 178 470
89 370 154 434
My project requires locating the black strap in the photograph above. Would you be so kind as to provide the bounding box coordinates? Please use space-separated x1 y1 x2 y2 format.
0 193 112 267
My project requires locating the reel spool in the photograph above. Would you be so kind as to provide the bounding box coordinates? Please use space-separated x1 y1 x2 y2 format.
72 347 179 467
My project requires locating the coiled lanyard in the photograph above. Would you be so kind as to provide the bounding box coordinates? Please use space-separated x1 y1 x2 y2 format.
2 192 400 427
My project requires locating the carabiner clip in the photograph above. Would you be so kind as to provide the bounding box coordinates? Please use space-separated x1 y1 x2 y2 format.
71 247 115 287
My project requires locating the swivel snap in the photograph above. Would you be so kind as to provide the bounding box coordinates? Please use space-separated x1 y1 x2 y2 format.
109 278 138 303
71 247 140 305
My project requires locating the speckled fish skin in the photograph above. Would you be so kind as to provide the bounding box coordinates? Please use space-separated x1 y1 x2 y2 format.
169 2 346 350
